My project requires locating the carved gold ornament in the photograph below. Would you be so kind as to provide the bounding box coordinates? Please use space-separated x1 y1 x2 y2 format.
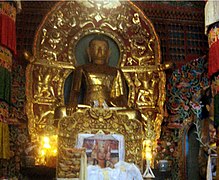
57 108 144 172
25 0 168 167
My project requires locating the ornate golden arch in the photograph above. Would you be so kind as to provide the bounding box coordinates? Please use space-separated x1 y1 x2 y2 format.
26 0 167 164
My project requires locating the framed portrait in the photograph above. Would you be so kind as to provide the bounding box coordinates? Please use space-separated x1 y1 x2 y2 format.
76 133 125 168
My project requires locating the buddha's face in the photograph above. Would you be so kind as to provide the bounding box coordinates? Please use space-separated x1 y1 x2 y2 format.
89 40 110 65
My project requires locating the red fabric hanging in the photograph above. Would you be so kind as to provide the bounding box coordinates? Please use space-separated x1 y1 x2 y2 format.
0 13 16 55
208 25 219 78
208 40 219 78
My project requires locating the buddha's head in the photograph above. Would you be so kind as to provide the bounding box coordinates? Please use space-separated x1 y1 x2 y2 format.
88 36 111 65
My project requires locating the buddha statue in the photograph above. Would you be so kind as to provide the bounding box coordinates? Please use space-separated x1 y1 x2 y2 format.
54 35 139 119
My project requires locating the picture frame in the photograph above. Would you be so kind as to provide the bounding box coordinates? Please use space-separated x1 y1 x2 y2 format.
76 133 125 168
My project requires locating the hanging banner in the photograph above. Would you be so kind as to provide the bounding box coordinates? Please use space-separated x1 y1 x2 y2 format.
0 66 11 104
0 45 12 71
0 2 16 55
208 24 219 78
0 101 8 123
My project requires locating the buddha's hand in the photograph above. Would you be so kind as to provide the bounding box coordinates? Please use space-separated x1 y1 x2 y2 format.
66 106 76 116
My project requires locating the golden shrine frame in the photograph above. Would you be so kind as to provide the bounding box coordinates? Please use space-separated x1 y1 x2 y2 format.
25 0 168 166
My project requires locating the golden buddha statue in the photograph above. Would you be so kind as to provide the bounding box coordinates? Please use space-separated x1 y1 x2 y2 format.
55 36 136 119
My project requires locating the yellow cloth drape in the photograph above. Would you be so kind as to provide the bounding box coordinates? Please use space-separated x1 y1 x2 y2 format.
0 121 10 159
